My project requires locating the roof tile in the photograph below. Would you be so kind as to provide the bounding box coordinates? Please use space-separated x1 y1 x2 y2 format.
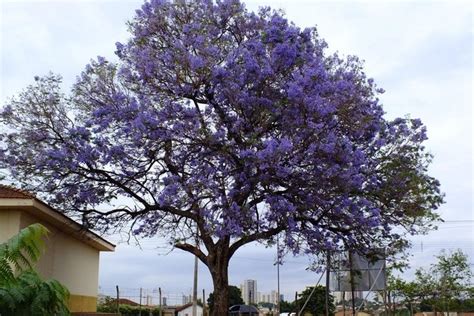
0 185 36 199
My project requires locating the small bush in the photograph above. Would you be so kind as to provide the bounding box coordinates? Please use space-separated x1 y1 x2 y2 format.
97 303 161 316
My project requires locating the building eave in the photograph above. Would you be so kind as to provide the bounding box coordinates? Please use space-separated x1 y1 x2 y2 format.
0 198 115 252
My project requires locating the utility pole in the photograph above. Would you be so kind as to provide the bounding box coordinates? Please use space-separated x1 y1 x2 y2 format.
192 237 199 316
326 250 331 316
192 255 198 316
277 234 280 316
349 252 356 316
203 289 206 316
295 291 299 316
149 289 153 316
159 287 162 316
139 287 143 316
116 285 120 314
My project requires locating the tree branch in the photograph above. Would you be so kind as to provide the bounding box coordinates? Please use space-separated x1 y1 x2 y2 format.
229 226 285 258
174 242 208 266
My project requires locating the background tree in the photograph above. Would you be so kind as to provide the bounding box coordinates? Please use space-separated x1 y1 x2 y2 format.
433 249 472 311
279 299 295 313
0 0 443 314
386 276 419 316
297 286 334 316
0 223 70 316
417 249 472 314
385 249 472 315
207 285 244 313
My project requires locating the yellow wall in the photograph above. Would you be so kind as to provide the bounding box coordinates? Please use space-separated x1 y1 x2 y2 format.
19 212 100 297
68 294 98 312
0 210 21 241
0 209 100 312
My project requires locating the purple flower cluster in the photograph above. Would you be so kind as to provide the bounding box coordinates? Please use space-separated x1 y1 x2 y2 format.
0 0 442 262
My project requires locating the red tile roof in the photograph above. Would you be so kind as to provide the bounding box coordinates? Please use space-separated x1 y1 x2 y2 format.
0 184 115 251
0 185 36 199
112 298 140 306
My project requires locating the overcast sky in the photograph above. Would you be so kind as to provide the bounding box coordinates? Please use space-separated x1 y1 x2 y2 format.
1 0 472 304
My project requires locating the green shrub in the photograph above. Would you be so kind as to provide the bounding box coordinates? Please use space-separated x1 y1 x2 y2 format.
97 302 161 316
0 224 70 316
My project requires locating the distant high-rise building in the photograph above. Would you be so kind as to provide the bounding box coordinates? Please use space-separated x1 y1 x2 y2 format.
241 279 257 305
270 290 278 305
182 294 192 305
258 291 282 305
264 294 270 303
333 291 364 304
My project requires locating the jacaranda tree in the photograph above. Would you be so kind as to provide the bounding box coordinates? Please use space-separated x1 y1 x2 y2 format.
0 1 443 314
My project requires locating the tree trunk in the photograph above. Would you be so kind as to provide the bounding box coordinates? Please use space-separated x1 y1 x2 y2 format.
210 264 229 316
208 245 230 316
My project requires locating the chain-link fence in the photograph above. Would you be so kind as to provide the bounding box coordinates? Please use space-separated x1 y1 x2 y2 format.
98 286 205 307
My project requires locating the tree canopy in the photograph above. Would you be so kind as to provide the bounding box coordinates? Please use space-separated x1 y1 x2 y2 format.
0 0 443 314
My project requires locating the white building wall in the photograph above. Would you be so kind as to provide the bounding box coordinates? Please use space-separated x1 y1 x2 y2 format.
177 305 203 316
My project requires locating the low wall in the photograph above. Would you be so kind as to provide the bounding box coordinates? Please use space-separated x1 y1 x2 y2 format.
415 313 474 316
69 294 97 312
72 313 120 316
